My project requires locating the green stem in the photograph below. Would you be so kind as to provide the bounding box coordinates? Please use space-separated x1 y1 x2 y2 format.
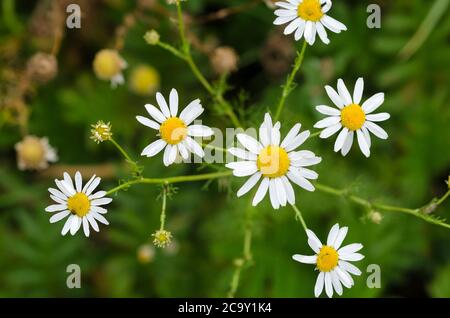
202 142 227 153
109 138 134 164
176 1 189 54
309 131 321 138
156 41 186 59
315 182 450 230
291 204 308 233
274 40 307 121
160 186 167 230
227 200 254 298
106 170 232 195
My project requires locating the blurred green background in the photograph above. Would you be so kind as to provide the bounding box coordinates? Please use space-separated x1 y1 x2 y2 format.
0 0 449 297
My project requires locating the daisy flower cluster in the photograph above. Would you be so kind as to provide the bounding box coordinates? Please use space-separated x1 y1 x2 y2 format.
38 0 398 299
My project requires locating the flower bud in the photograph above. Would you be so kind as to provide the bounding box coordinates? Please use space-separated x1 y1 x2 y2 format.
210 46 239 75
143 30 160 45
27 52 58 84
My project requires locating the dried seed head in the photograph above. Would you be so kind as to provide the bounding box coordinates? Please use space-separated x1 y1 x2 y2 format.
27 52 58 84
210 46 239 75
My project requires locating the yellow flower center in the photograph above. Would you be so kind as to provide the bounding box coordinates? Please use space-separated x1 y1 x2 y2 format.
257 146 290 178
297 0 324 22
316 245 339 272
340 104 366 131
159 117 187 145
67 193 91 217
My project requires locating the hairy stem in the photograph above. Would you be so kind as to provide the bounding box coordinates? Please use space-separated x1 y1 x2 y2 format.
292 204 308 233
274 40 307 121
106 170 232 195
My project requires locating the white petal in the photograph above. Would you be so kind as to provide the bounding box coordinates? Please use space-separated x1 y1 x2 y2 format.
187 125 214 137
292 254 317 264
179 99 204 124
306 229 322 253
184 136 205 157
324 272 333 298
228 147 257 161
273 15 297 26
292 156 322 167
335 266 353 288
274 177 287 207
331 270 343 296
169 88 178 116
237 133 262 154
136 116 160 130
70 216 82 235
85 177 101 196
299 168 318 180
333 226 348 249
316 22 329 44
91 212 109 225
294 19 306 41
338 243 363 255
91 206 107 214
284 131 310 152
314 272 325 297
87 214 99 232
145 104 166 123
339 252 364 262
45 204 67 213
315 105 340 116
82 175 96 194
337 79 352 106
177 142 189 160
366 112 390 122
357 129 371 157
361 126 371 148
156 92 170 118
61 215 74 236
284 18 301 35
287 170 315 191
281 176 295 205
334 127 349 152
82 217 90 237
49 210 70 223
326 223 340 246
325 85 345 108
50 195 66 205
364 121 388 139
231 166 258 177
340 131 354 156
275 2 297 10
321 15 347 33
259 122 270 147
361 93 384 114
88 191 106 200
91 197 113 206
237 172 261 197
320 123 342 138
304 21 316 45
271 127 281 146
75 171 82 193
63 172 75 194
314 116 340 129
252 177 270 206
274 9 297 17
353 77 364 104
48 188 67 201
269 179 280 209
141 139 167 157
338 260 362 276
163 144 173 166
281 123 301 148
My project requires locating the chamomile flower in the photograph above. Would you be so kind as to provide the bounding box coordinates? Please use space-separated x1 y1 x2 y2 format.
45 171 112 237
314 78 390 157
93 49 127 88
137 88 214 166
293 223 364 298
226 113 321 209
273 0 347 45
15 135 58 171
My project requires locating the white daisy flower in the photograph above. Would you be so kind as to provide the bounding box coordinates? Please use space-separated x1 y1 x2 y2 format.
137 88 214 166
45 171 112 237
314 78 390 157
293 223 364 298
226 113 321 209
273 0 347 45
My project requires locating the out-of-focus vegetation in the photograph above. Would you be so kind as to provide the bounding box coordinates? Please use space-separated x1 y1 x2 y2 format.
0 0 449 297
